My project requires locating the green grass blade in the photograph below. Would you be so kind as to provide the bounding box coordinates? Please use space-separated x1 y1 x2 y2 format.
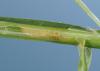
75 0 100 27
78 40 92 71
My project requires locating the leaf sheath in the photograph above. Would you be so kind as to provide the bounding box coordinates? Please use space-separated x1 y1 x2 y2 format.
0 17 100 48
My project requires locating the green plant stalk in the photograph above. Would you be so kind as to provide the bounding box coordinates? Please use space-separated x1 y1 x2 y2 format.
0 17 100 49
